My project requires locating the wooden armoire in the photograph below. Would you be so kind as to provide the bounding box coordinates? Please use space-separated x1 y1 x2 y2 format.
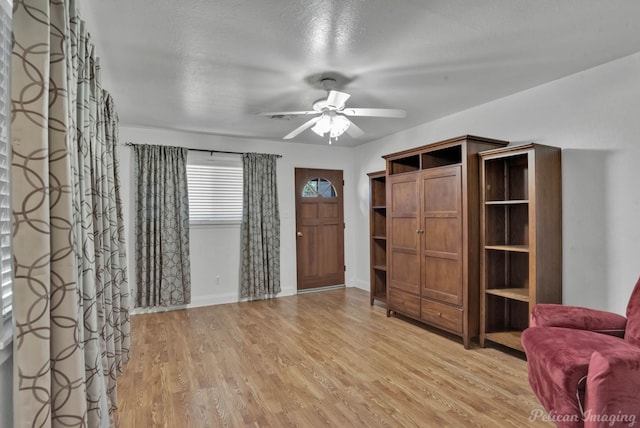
383 135 508 349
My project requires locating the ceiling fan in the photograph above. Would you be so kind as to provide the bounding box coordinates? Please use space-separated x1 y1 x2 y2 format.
259 78 406 143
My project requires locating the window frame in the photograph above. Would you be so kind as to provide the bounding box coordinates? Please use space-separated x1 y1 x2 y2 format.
186 152 243 226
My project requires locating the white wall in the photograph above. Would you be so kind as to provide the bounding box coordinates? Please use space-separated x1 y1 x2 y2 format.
118 126 356 309
352 51 640 315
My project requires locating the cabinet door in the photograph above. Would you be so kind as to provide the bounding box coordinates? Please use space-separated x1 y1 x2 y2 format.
387 173 421 295
421 166 463 306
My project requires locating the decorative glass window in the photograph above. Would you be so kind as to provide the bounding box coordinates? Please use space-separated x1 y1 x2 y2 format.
302 178 337 198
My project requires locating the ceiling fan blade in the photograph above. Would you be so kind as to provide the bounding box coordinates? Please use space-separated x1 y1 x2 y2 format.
342 108 406 118
283 116 322 139
345 119 365 139
326 90 351 108
258 110 319 116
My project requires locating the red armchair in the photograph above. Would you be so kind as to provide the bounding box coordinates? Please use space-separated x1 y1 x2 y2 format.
521 277 640 428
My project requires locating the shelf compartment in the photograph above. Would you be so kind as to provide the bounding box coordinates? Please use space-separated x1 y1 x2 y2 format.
371 177 386 206
485 294 529 339
372 239 387 267
372 269 387 302
388 155 420 175
484 250 529 290
485 288 529 302
421 145 462 169
485 203 529 247
372 209 387 237
484 153 529 201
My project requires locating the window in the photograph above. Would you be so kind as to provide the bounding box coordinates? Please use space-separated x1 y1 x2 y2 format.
0 0 12 351
186 157 243 223
302 178 337 198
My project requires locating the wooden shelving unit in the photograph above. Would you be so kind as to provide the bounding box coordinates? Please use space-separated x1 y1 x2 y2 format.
479 143 562 352
368 170 388 306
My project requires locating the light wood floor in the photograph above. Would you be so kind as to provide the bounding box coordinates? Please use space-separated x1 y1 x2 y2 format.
115 288 551 427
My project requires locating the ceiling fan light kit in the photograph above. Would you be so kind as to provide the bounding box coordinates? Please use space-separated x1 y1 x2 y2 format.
260 76 406 144
311 112 351 144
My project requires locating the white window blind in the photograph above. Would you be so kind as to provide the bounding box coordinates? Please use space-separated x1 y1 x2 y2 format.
186 161 243 223
0 0 13 340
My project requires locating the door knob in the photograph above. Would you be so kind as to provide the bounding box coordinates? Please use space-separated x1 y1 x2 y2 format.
297 231 303 237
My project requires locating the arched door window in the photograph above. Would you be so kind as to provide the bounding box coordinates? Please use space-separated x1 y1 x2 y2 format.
302 178 337 197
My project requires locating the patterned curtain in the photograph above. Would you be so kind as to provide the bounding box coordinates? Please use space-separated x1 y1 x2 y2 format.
134 144 191 307
11 1 130 427
240 153 281 298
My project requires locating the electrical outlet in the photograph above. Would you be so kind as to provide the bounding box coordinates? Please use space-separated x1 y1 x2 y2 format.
216 276 220 285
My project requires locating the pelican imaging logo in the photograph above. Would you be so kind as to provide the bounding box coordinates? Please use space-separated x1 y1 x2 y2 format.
530 409 637 426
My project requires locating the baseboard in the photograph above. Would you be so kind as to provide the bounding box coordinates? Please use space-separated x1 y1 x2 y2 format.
130 288 298 315
351 279 370 291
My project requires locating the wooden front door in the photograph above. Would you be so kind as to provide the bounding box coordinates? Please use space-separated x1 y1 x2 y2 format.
295 168 345 290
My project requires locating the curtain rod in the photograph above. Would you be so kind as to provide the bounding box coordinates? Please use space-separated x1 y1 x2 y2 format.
124 142 282 158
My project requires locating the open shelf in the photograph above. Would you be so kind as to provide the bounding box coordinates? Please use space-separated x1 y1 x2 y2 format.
372 230 387 267
480 143 562 353
485 245 529 253
485 288 529 302
388 155 420 175
485 200 528 205
371 178 386 206
484 250 529 289
371 269 387 303
372 209 387 237
483 331 524 352
485 204 529 247
483 153 529 201
368 171 388 306
421 145 462 169
484 294 529 342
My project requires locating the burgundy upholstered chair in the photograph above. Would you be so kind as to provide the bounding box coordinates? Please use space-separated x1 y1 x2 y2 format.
521 277 640 428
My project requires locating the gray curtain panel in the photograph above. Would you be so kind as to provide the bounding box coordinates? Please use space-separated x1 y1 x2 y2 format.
240 153 281 298
11 1 130 427
134 144 192 307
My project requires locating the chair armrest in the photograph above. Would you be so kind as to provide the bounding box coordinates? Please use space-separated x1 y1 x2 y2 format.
584 346 640 427
530 304 627 336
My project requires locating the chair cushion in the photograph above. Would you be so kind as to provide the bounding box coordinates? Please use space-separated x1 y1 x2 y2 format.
624 277 640 346
531 304 626 335
521 327 630 428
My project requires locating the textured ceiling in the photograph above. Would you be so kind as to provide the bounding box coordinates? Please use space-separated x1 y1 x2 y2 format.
82 1 640 147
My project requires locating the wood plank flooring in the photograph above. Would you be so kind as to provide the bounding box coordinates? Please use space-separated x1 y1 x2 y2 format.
115 288 551 427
